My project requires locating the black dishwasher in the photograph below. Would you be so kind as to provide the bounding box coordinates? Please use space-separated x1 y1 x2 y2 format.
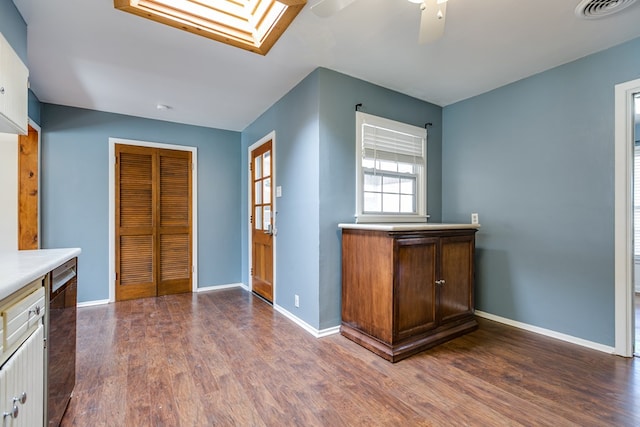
48 257 77 427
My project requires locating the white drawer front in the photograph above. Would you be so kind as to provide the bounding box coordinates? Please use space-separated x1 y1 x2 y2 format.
3 287 45 350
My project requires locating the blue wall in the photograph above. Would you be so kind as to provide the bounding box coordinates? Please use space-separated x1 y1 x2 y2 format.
241 68 443 330
0 0 26 64
316 68 442 328
41 104 242 303
0 0 40 123
28 90 41 125
442 36 640 346
241 70 321 327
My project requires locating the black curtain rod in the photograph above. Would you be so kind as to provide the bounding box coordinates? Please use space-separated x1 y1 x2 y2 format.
355 103 432 129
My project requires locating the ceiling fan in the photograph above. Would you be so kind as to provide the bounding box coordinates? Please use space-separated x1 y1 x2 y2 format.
310 0 449 43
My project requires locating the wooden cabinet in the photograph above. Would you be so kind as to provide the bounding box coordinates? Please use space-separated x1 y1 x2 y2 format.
0 32 29 135
340 227 478 362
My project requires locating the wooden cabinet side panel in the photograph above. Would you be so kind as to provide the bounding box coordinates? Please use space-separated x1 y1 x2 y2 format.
341 230 393 343
394 238 437 341
439 234 475 323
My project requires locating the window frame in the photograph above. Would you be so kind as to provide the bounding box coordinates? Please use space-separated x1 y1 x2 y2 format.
355 111 428 223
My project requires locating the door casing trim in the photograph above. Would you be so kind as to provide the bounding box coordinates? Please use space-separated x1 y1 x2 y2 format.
28 119 42 249
247 131 277 304
614 78 640 357
108 137 198 303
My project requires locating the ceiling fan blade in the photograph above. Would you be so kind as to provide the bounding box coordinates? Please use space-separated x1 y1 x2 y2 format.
419 0 447 44
310 0 357 18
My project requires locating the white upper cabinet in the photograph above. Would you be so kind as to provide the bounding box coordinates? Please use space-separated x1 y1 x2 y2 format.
0 33 29 135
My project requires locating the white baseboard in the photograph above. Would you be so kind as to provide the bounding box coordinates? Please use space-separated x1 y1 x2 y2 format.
274 304 341 338
475 311 615 354
79 283 246 306
196 283 245 292
77 299 110 308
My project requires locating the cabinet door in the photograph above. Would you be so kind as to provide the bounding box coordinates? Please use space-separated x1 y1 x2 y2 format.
0 37 4 120
394 237 438 341
0 33 28 135
439 234 475 324
0 362 6 424
0 325 44 427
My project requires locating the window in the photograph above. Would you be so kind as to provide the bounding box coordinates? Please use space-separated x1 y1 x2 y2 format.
355 112 427 223
114 0 306 55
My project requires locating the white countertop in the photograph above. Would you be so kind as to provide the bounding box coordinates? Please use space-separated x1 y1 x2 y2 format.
0 248 81 301
338 223 481 231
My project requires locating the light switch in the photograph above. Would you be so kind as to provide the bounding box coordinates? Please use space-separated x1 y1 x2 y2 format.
276 186 282 197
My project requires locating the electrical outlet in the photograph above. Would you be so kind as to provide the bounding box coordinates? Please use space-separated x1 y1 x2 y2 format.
471 213 479 224
294 294 299 308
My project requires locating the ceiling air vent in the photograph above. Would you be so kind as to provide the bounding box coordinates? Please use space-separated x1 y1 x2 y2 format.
575 0 637 19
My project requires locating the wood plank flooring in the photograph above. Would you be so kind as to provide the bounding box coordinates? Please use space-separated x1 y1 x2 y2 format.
62 288 640 426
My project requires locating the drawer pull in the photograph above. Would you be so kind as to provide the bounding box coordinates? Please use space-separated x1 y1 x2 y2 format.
435 279 446 286
3 392 28 425
3 404 19 422
13 392 27 405
28 305 41 317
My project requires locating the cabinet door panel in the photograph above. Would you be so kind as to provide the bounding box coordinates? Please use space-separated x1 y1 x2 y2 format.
439 235 474 323
0 33 28 134
342 231 394 342
394 238 437 340
1 324 44 427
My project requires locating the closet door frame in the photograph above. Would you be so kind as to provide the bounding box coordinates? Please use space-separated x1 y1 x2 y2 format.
108 137 198 303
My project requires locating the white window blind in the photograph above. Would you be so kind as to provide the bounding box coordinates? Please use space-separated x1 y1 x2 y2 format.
355 111 427 223
362 124 425 165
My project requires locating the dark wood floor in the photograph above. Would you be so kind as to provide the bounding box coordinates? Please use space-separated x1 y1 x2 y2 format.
61 288 640 426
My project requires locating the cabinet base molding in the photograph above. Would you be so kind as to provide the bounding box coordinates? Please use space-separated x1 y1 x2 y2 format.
341 317 478 363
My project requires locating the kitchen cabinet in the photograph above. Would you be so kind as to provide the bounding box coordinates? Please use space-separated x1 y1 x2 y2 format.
340 225 479 362
0 278 45 426
0 32 29 135
0 249 81 427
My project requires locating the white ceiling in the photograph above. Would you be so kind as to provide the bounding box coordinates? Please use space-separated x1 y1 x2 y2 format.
12 0 640 131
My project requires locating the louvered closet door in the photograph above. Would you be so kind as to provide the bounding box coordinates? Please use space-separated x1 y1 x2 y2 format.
157 149 192 296
115 144 192 301
116 145 157 301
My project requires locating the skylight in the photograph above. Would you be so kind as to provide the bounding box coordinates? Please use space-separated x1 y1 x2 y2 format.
114 0 306 55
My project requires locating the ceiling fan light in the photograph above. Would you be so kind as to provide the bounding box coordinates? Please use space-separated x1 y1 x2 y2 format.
408 0 423 4
437 0 448 3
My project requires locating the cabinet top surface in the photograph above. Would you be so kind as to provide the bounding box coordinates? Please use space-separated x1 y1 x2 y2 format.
0 248 81 301
338 223 480 231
